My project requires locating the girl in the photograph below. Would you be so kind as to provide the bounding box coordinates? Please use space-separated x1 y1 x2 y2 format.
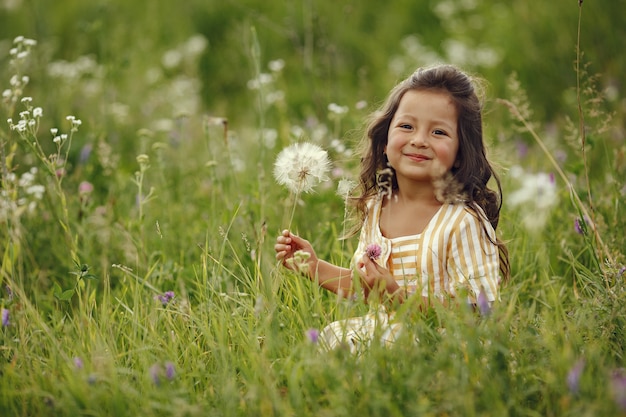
275 64 509 353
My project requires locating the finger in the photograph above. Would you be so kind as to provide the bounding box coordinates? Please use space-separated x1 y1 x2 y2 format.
275 250 290 261
288 233 307 247
274 243 291 253
362 254 385 271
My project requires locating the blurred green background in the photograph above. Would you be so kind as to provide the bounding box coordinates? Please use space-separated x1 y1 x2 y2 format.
1 0 624 127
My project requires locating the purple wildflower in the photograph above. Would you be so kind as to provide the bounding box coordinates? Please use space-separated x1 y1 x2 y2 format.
78 181 94 195
574 218 584 235
1 308 9 327
73 356 84 370
79 143 92 164
149 363 161 386
365 243 382 260
618 266 626 277
611 368 626 410
155 291 175 305
305 328 320 344
165 362 175 380
516 141 528 158
566 359 584 394
477 291 491 316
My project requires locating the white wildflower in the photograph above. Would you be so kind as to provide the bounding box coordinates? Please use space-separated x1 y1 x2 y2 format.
261 128 277 149
337 178 356 200
273 142 332 194
268 59 285 72
508 165 558 231
328 103 348 116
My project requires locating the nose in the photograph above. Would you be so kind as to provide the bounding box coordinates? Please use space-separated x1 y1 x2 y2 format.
409 129 428 147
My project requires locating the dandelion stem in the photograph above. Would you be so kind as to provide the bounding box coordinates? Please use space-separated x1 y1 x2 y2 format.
286 188 302 232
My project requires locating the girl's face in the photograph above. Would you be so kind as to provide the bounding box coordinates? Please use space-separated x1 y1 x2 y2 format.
385 89 459 187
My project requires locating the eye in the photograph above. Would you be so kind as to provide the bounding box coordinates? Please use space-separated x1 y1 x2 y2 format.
432 129 448 136
399 123 413 130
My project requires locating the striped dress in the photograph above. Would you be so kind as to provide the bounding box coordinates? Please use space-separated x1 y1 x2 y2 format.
319 195 500 353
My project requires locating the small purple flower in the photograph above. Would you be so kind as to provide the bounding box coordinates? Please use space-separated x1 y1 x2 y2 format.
73 356 84 370
610 368 626 410
365 243 382 260
78 181 94 195
618 266 626 278
165 361 175 380
1 308 9 327
566 359 584 394
477 291 491 316
149 363 161 386
516 141 528 159
155 291 175 306
574 218 584 235
305 328 320 344
79 144 92 164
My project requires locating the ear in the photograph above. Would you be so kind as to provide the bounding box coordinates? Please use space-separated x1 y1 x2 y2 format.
453 159 461 169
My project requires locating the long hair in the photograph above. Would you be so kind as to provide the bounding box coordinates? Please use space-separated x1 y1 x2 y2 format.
353 64 510 281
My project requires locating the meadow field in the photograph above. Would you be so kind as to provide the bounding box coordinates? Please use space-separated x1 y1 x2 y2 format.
0 0 625 415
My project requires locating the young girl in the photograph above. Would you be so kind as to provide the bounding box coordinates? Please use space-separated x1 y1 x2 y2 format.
275 64 509 353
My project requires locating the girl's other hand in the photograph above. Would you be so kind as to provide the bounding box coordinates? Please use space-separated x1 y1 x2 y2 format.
356 255 402 303
274 230 318 274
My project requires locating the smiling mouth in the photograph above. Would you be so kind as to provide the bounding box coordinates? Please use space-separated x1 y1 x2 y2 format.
404 153 430 162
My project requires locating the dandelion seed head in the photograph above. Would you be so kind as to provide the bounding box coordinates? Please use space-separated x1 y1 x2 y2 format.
273 142 331 194
337 178 356 200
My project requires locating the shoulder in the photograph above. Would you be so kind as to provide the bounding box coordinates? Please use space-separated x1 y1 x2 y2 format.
441 203 495 234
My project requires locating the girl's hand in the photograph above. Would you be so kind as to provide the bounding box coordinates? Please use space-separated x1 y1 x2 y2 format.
274 230 318 275
356 255 402 303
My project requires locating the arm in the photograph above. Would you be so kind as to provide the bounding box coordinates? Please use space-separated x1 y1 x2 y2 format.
447 211 500 303
274 230 353 296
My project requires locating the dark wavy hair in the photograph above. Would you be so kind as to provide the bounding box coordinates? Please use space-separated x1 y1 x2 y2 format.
353 64 510 281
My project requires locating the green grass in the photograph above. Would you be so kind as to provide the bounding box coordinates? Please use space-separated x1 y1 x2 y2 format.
1 1 625 416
